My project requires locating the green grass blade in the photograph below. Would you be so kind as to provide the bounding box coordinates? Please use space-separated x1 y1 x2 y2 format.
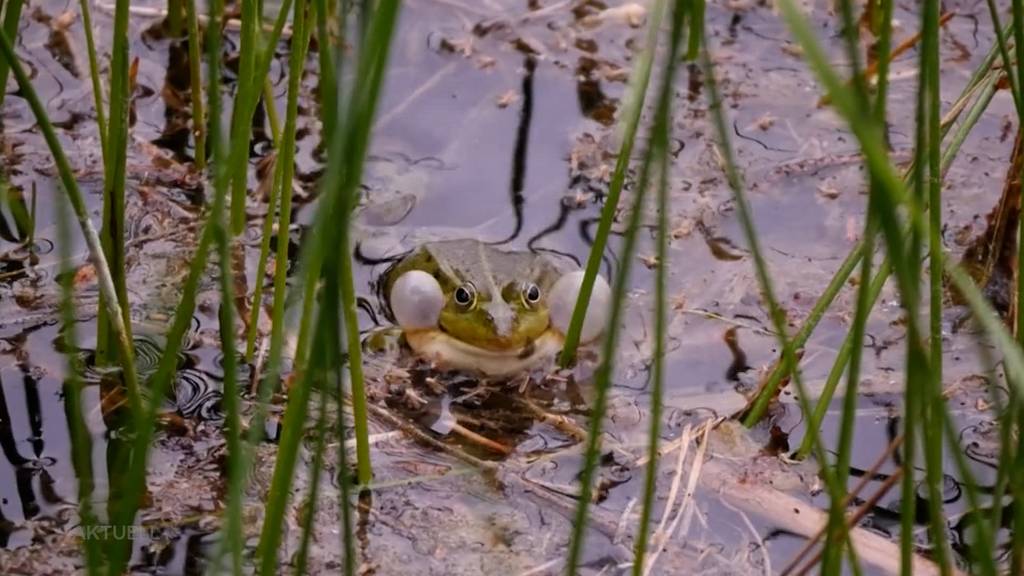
0 0 22 108
206 3 244 569
250 0 327 570
263 0 310 418
255 328 316 574
102 0 225 568
701 33 860 573
338 229 372 484
871 0 894 122
294 390 330 576
242 0 295 359
749 65 1001 427
0 24 148 574
226 0 293 237
983 3 1021 109
824 193 875 573
314 0 337 142
167 0 184 36
633 2 685 573
78 0 107 157
97 0 135 368
228 0 260 234
290 0 341 370
318 0 402 488
795 256 889 459
630 140 671 576
185 0 207 169
0 24 142 424
220 0 327 567
684 0 704 60
57 198 102 576
558 0 666 366
921 0 954 567
565 1 677 571
245 157 282 360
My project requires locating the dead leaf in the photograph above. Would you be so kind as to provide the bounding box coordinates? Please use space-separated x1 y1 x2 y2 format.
781 43 803 57
671 219 694 239
817 182 840 199
74 263 96 287
53 10 76 30
639 254 659 269
671 292 687 311
580 3 647 28
496 89 519 108
846 216 860 243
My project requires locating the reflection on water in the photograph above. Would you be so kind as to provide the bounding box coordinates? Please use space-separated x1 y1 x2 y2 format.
489 55 535 246
0 316 238 570
150 39 195 163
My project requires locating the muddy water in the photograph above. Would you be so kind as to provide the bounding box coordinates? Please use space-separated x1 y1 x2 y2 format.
0 0 1018 573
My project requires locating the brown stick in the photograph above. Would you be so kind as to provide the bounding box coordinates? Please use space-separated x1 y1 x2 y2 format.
450 422 513 456
362 400 499 472
789 467 905 576
779 434 905 575
818 11 956 107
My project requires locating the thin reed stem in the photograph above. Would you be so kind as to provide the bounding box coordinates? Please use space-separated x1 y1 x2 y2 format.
701 35 861 574
558 0 666 366
185 0 207 169
246 157 283 360
632 1 684 571
921 0 954 567
78 0 107 157
57 200 101 576
228 0 260 234
566 1 677 571
96 0 135 369
0 0 22 108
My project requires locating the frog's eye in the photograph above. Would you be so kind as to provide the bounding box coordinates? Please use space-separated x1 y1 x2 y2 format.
521 282 541 307
390 270 443 329
453 283 476 308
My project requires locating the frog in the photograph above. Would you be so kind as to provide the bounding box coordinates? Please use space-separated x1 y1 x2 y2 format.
381 239 610 377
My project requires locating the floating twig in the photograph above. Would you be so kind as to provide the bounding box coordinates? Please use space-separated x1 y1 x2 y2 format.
780 434 905 576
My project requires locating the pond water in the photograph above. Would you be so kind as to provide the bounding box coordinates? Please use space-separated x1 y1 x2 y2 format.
0 0 1018 573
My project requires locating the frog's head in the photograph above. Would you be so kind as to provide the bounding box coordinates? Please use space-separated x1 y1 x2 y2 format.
384 240 609 375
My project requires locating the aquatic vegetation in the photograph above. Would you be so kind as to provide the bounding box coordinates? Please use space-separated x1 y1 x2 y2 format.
3 0 1024 573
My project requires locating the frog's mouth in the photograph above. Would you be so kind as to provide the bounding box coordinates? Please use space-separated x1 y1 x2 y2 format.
403 328 564 377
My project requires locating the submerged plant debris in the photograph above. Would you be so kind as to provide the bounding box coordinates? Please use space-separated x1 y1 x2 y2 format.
0 0 1019 574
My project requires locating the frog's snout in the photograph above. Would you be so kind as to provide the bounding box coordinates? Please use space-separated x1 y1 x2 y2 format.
485 299 515 337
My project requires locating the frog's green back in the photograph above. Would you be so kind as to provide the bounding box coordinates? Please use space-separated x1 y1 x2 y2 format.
382 239 567 301
423 240 564 297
